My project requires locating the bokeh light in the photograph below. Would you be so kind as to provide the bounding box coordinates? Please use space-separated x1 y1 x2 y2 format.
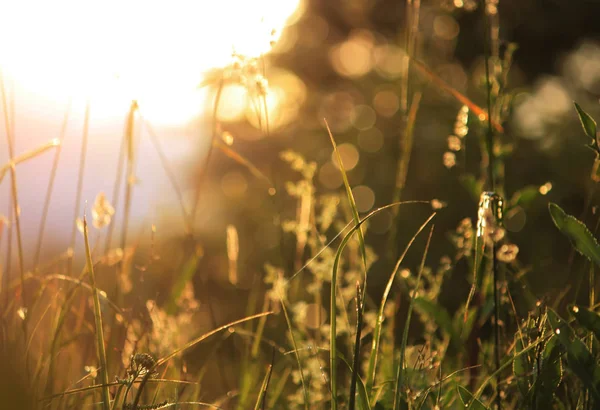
352 185 375 212
330 30 375 78
332 143 360 171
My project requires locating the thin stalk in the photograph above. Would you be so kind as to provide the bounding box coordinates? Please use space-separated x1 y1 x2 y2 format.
104 122 127 254
279 295 309 410
120 100 138 262
191 77 224 229
481 1 501 408
349 281 364 410
0 70 26 310
142 118 191 233
83 215 111 410
387 0 421 263
33 100 71 269
3 188 13 308
365 213 435 396
68 100 91 276
393 225 434 410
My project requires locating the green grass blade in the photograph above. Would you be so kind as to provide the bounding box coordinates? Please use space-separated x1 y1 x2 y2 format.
83 216 111 410
574 102 599 153
349 281 364 410
393 225 434 410
253 364 273 410
324 119 367 272
549 203 600 267
474 334 549 400
547 308 600 399
330 201 430 407
365 213 436 395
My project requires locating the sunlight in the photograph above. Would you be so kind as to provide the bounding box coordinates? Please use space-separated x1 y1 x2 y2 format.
0 0 302 125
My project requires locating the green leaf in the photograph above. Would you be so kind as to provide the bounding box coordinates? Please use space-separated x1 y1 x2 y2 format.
547 309 600 400
510 185 542 209
457 385 489 410
549 203 600 267
574 102 599 153
571 305 600 342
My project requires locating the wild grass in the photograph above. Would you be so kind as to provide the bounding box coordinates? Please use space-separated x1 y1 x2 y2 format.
3 1 600 409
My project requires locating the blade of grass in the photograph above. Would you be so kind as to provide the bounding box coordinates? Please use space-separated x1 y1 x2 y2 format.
253 363 273 410
330 201 429 408
324 119 367 273
104 117 127 253
68 100 91 277
83 215 111 410
192 76 224 227
393 225 434 410
214 140 274 191
0 138 61 185
120 100 139 269
33 99 71 269
141 117 192 234
410 57 504 134
365 213 435 396
349 281 364 410
279 294 309 410
0 69 27 313
130 311 271 409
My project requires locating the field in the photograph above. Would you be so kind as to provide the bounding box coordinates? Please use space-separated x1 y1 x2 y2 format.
2 1 600 409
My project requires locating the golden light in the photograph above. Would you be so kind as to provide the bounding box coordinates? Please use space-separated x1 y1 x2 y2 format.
0 0 303 125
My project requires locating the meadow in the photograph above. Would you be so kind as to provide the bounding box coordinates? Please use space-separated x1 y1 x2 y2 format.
2 0 600 409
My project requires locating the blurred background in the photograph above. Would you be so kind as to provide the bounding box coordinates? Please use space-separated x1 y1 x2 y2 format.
3 0 600 402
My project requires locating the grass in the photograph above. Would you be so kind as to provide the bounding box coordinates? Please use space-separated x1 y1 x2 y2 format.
3 1 600 409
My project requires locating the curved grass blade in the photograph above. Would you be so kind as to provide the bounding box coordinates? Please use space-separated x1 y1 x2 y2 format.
130 312 272 409
393 226 435 410
157 312 272 367
549 203 600 267
83 216 111 410
365 213 436 395
329 201 430 407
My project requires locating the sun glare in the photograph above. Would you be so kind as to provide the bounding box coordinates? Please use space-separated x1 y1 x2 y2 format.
0 0 302 124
